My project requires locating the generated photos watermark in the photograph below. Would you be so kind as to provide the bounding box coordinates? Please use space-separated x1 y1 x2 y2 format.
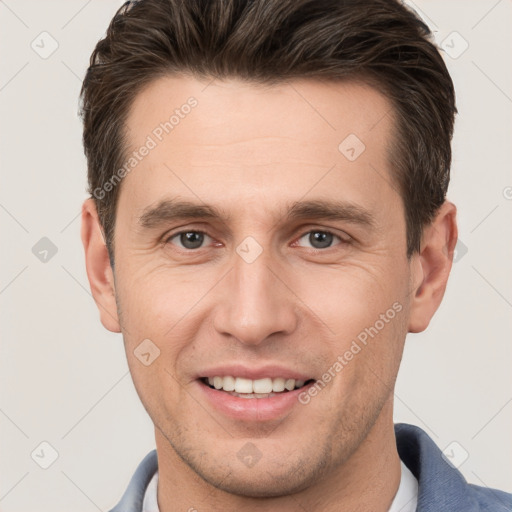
298 301 403 405
93 96 198 200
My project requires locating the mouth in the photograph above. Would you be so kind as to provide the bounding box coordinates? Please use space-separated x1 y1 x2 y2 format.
200 376 315 399
195 366 318 421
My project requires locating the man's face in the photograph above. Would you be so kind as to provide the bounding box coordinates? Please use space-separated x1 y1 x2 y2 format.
111 76 415 496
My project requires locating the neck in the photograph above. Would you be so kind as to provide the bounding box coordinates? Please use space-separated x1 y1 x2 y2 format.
155 402 401 512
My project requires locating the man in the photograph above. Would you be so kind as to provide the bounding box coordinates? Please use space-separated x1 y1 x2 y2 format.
79 0 512 511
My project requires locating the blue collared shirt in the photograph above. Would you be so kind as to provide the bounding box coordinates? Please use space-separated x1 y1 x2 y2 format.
108 423 512 511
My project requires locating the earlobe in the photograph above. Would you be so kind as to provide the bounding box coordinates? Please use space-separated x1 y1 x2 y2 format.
81 198 121 333
408 201 458 333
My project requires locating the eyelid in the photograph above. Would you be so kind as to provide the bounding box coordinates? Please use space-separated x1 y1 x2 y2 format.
161 222 214 241
298 226 351 240
164 226 352 252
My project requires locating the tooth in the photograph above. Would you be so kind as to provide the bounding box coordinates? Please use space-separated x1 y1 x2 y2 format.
213 376 223 389
272 378 285 392
229 391 278 399
223 376 236 391
253 378 273 394
208 375 306 393
284 378 296 391
235 377 253 394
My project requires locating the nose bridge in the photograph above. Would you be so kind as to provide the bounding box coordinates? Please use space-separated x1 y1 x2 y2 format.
213 239 297 345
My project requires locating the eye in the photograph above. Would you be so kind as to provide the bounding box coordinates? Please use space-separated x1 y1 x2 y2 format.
166 230 213 250
294 230 347 250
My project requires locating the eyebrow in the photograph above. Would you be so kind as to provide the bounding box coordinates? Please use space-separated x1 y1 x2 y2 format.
138 198 376 230
285 199 375 228
138 200 231 228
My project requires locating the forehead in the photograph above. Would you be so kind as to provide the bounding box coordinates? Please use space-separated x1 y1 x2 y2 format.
125 74 394 148
119 74 397 222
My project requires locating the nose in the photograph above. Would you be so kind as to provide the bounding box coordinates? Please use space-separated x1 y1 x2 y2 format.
212 246 298 347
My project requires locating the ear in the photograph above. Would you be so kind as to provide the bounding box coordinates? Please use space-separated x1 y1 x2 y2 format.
408 201 458 333
81 198 121 333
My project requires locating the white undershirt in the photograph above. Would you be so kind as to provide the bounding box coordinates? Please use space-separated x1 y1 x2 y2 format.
142 460 418 512
142 469 158 512
388 461 418 512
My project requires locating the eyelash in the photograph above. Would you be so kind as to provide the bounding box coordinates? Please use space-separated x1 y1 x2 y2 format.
164 228 350 251
293 229 350 250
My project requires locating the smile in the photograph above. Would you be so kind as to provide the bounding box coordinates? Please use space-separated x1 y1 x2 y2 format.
202 376 314 398
197 375 316 422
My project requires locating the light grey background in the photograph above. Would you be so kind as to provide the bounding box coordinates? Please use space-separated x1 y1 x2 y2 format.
0 0 511 510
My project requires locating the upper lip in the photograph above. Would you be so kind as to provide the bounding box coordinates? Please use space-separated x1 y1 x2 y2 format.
196 364 313 381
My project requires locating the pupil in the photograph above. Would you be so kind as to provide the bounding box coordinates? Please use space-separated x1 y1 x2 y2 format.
310 231 332 249
181 232 203 249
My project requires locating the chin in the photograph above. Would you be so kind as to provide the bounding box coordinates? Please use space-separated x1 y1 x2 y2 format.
199 465 321 499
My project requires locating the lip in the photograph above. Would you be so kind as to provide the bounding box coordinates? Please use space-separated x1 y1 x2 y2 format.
196 378 315 422
196 364 313 381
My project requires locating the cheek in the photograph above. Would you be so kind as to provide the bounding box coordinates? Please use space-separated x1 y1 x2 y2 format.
115 262 208 335
296 262 404 333
297 262 409 387
114 265 213 393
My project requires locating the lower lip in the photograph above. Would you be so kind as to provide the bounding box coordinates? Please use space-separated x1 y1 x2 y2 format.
196 379 313 422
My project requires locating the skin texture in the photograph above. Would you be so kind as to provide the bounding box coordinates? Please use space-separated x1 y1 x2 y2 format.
81 75 458 511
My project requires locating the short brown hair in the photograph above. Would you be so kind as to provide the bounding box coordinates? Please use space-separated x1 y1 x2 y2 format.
80 0 456 262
